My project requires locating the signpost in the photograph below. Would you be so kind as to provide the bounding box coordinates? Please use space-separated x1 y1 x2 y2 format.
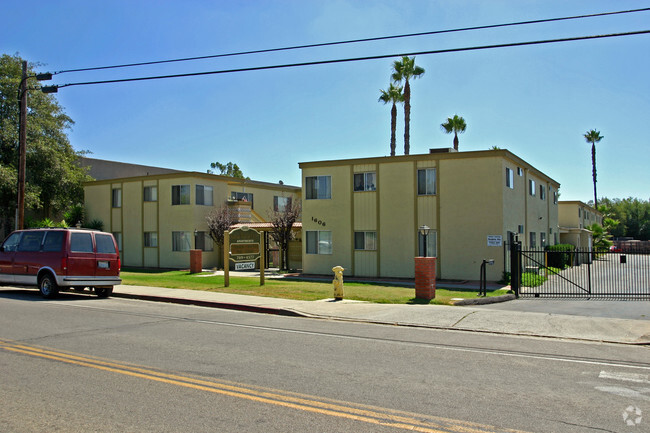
224 226 265 287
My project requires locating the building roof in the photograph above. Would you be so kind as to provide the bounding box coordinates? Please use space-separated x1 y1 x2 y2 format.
298 149 560 186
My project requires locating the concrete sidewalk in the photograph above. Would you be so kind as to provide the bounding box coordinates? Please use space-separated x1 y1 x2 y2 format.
112 284 650 345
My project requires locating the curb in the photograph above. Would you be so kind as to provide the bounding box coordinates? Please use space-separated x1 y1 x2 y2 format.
112 293 308 317
452 294 516 306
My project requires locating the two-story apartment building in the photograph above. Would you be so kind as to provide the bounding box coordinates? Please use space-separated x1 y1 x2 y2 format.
558 200 602 249
84 171 300 269
299 149 560 281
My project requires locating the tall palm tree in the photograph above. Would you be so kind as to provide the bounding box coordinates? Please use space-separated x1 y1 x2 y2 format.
378 83 403 157
440 115 467 151
391 56 425 155
583 129 603 208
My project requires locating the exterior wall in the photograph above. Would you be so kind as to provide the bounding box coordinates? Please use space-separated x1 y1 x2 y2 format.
84 172 300 269
300 150 560 282
559 201 602 229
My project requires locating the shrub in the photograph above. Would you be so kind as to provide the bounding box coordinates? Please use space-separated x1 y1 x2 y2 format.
86 219 104 231
545 244 574 268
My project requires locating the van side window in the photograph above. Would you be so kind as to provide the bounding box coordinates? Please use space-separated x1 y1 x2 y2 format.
43 231 65 252
18 232 45 252
2 232 21 252
95 234 117 254
70 232 93 253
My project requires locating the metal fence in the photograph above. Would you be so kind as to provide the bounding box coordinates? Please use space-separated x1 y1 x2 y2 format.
511 246 650 299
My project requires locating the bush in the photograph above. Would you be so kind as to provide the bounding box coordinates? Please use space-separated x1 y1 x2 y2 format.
545 244 574 269
85 219 104 231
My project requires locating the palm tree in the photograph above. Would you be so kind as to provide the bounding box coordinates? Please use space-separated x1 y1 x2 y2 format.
391 56 425 155
583 129 603 208
378 83 403 156
440 115 467 151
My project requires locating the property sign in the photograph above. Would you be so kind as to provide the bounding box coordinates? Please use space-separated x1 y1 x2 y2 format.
235 262 255 271
229 226 261 263
487 235 503 247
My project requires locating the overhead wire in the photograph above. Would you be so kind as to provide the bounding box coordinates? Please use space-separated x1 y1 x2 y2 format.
52 30 650 90
52 7 650 75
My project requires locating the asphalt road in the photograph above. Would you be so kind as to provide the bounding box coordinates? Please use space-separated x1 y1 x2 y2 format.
1 290 649 432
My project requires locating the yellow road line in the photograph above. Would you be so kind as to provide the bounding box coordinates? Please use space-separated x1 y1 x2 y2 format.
0 339 529 433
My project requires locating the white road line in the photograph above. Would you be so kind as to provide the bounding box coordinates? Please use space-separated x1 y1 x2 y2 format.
599 370 650 384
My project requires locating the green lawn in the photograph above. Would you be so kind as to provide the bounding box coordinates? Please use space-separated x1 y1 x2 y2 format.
120 269 509 305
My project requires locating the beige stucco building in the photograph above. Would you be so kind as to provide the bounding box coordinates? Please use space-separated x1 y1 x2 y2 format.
84 172 300 269
299 149 560 281
558 201 602 249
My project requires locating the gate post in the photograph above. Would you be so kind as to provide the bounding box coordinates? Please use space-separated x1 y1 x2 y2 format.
509 232 521 298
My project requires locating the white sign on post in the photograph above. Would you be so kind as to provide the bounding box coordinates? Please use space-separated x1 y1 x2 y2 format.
487 235 503 247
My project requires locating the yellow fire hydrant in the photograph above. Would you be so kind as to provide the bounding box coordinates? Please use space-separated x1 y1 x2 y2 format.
332 266 344 301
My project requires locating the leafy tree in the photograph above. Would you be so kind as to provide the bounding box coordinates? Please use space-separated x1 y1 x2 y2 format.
269 199 301 271
378 83 403 157
583 129 603 208
441 115 467 151
0 54 90 236
207 161 248 179
598 197 650 240
206 205 236 268
391 56 425 155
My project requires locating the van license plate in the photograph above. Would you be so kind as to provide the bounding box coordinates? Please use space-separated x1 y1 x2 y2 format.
98 261 109 269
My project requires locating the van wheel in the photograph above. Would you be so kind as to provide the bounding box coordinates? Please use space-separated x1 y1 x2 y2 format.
39 274 59 299
95 287 113 298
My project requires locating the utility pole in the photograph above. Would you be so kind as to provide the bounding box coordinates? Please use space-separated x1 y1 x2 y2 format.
17 61 27 230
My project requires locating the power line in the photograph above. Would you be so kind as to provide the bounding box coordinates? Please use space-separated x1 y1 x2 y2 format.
53 7 650 75
53 30 650 90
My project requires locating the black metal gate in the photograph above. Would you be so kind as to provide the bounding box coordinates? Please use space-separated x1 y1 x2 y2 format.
507 235 650 300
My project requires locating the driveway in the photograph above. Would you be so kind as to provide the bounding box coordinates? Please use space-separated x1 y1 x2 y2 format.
474 298 649 320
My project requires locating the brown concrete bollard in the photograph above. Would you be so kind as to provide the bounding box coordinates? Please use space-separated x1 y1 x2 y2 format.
415 257 436 300
190 249 202 274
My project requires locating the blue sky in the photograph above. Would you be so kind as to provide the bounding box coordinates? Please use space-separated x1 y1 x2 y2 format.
2 0 649 201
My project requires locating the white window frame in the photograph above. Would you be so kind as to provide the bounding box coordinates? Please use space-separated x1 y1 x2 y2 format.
112 188 122 208
354 231 377 250
506 168 514 189
417 168 436 195
172 231 192 252
274 196 292 212
353 172 376 192
143 186 158 202
196 185 213 206
172 185 190 205
305 230 332 254
305 176 332 200
144 232 158 248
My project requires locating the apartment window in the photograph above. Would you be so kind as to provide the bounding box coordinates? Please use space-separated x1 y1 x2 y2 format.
540 184 546 200
518 225 525 234
505 168 514 189
112 188 122 208
528 179 536 196
554 233 558 244
172 231 192 252
305 176 331 200
172 185 190 205
306 231 332 254
540 232 547 247
354 231 377 250
195 231 213 251
417 168 436 195
517 167 523 176
353 172 376 192
529 232 536 248
143 186 157 202
144 232 158 248
196 185 213 206
418 230 437 257
274 196 292 212
112 232 123 252
231 191 254 208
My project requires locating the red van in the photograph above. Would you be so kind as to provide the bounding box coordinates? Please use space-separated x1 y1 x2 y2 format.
0 228 121 298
